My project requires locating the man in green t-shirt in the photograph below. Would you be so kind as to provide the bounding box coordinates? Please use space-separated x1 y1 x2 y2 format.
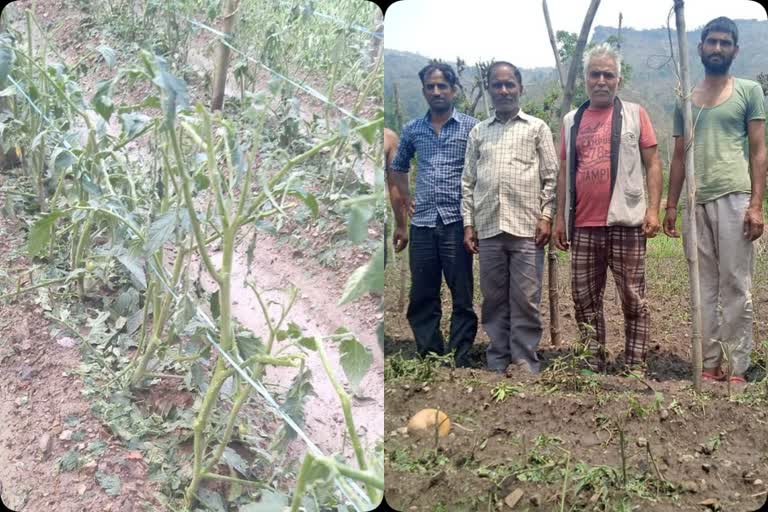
664 17 767 386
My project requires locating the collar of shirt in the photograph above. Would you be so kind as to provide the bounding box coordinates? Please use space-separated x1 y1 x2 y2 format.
489 109 531 125
422 107 461 124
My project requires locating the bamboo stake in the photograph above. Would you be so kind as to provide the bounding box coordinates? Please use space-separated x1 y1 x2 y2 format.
673 0 703 393
210 0 241 111
541 0 601 345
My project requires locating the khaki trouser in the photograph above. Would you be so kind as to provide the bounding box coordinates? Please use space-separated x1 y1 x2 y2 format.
682 192 754 375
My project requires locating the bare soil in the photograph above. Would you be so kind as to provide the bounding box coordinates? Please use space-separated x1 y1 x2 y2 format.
384 246 768 511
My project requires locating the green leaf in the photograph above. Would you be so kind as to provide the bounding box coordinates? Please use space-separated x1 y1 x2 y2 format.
56 450 83 472
116 250 147 289
28 210 66 256
144 209 180 254
236 331 264 361
289 191 319 219
96 45 116 69
210 289 220 320
120 112 151 138
298 336 317 351
338 245 384 305
357 120 381 145
240 490 290 511
347 205 373 243
92 79 115 122
96 471 121 496
339 334 373 393
0 85 15 97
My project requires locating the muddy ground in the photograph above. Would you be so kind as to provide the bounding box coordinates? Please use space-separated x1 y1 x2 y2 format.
0 0 382 510
384 238 768 511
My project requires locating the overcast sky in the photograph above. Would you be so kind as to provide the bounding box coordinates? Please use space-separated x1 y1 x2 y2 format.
384 0 767 68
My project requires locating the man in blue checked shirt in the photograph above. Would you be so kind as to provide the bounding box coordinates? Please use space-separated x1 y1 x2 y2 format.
389 62 479 367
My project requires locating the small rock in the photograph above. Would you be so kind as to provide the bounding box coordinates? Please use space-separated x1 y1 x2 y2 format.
519 393 526 399
409 507 418 511
422 386 431 392
702 463 712 473
753 479 764 486
57 336 77 348
681 480 699 493
465 386 473 394
504 489 524 509
402 384 410 391
396 427 408 436
529 494 541 507
77 484 87 496
38 434 52 458
742 471 756 483
636 437 648 448
659 409 669 420
59 430 73 441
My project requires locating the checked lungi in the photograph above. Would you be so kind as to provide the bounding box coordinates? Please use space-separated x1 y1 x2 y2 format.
570 225 650 367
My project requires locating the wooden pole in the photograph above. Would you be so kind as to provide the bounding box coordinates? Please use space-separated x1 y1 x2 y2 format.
673 0 703 393
210 0 240 111
542 0 601 346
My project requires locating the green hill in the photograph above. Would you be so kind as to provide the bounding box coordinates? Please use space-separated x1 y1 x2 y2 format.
385 18 768 165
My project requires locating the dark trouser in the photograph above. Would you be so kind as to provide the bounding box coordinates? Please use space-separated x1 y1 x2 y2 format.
479 233 544 372
570 226 649 367
407 219 477 366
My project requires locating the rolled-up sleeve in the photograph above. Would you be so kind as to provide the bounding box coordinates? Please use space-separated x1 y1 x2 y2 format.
390 124 414 172
461 126 479 227
537 121 558 220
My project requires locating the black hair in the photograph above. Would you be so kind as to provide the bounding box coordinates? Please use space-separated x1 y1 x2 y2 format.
418 62 459 89
701 17 739 46
486 61 523 88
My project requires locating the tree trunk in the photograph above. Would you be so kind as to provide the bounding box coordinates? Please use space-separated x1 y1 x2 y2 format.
673 0 703 393
542 0 601 346
210 0 240 111
542 0 566 89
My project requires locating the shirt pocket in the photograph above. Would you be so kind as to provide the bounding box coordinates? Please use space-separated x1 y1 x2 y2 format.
509 131 537 166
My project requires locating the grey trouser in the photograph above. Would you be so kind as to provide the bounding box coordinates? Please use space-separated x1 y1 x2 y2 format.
682 192 754 375
479 233 544 372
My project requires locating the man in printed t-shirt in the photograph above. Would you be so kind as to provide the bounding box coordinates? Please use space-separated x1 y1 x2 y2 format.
553 43 663 373
663 17 767 386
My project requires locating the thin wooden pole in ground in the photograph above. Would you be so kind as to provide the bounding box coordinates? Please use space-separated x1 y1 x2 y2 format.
673 0 703 393
210 0 241 111
541 0 601 346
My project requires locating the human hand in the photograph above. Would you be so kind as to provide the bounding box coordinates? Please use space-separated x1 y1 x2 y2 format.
463 226 479 254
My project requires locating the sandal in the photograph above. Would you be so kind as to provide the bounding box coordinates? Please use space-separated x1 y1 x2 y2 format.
728 375 747 385
701 371 723 382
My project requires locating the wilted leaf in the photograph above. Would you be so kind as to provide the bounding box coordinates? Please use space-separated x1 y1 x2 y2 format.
347 205 373 242
338 245 383 305
144 209 180 254
0 33 14 86
96 45 116 69
339 334 373 393
96 471 121 496
28 210 67 256
197 488 225 512
92 79 114 122
116 250 147 289
222 447 249 475
240 490 290 511
152 56 189 128
49 146 76 174
120 112 152 138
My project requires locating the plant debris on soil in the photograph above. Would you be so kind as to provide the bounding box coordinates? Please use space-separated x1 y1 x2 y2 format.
384 239 768 511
